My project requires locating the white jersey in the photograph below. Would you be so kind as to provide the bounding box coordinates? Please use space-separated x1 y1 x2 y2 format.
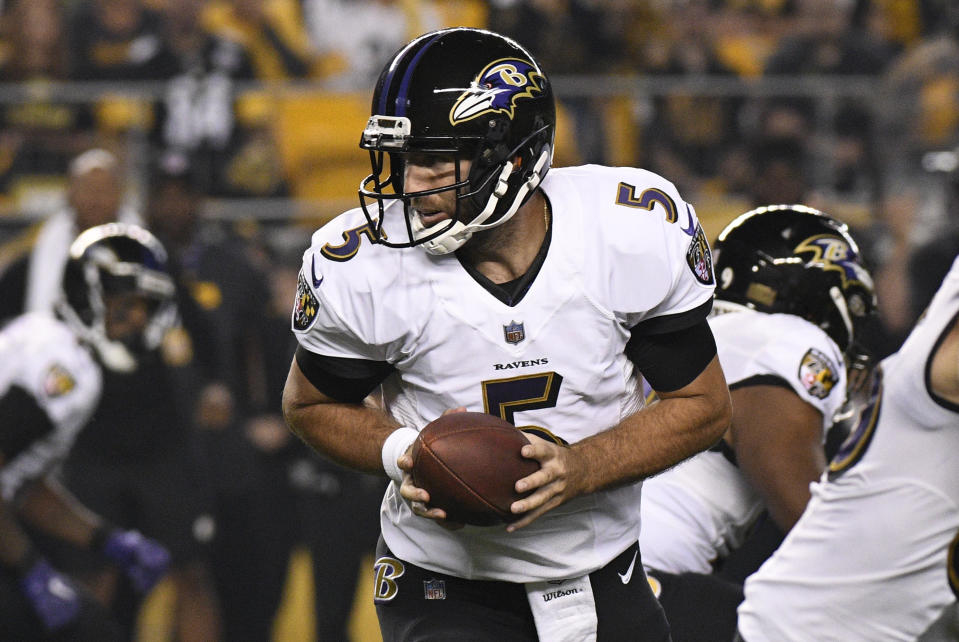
293 164 716 582
738 255 959 642
0 313 102 500
639 305 846 574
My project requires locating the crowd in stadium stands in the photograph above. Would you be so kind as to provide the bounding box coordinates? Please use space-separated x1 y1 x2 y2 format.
0 0 957 639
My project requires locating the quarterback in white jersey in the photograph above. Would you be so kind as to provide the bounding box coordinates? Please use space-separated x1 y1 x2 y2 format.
296 161 715 580
737 254 959 641
283 28 731 642
0 223 175 639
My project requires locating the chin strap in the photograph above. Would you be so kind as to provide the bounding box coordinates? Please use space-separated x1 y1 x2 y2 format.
414 146 551 255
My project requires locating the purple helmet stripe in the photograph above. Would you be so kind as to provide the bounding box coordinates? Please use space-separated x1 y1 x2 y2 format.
379 32 444 116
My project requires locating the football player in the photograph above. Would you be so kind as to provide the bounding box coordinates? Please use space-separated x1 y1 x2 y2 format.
638 205 876 641
0 223 174 640
736 251 959 640
282 27 732 641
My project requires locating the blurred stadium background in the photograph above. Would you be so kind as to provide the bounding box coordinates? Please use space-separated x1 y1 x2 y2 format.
1 0 957 640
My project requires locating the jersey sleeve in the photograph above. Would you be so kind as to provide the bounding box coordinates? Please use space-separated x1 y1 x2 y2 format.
26 330 102 439
632 203 715 332
719 314 848 432
1 319 102 501
761 335 845 426
591 169 716 332
291 256 379 360
290 222 412 363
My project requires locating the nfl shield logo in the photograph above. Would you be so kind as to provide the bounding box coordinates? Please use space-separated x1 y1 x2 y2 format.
503 320 525 345
423 579 446 600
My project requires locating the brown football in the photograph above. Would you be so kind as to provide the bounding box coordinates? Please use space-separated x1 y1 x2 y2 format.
410 412 540 526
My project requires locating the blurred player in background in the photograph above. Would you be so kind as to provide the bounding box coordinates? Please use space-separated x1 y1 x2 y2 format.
639 204 876 641
736 251 959 640
58 162 223 641
0 223 173 640
282 27 731 641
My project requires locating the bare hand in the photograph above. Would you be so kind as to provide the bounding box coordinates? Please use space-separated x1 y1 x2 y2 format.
506 434 584 532
396 407 467 530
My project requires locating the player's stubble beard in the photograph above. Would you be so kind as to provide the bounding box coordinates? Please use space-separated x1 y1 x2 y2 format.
459 190 541 260
417 188 513 257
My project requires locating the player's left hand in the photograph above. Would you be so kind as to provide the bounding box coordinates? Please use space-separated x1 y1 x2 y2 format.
101 529 171 593
397 455 466 531
506 433 585 532
397 406 466 531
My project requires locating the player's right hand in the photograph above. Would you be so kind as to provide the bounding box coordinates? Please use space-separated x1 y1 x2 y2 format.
506 433 581 532
20 558 82 631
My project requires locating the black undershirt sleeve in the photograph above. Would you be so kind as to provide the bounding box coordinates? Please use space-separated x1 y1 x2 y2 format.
0 386 55 461
294 346 395 404
631 298 713 335
626 316 717 393
728 374 793 392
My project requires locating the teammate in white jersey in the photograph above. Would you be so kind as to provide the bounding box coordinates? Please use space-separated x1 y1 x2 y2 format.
638 205 876 641
282 27 732 642
736 252 959 641
0 223 175 640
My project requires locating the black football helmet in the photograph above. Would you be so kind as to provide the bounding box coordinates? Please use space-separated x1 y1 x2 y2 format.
57 223 177 372
359 27 555 254
712 204 876 353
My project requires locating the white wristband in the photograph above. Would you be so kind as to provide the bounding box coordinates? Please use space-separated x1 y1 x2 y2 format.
381 427 419 486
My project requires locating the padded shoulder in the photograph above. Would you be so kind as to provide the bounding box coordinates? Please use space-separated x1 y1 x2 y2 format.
711 310 846 425
292 207 433 361
545 165 715 328
0 313 102 449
